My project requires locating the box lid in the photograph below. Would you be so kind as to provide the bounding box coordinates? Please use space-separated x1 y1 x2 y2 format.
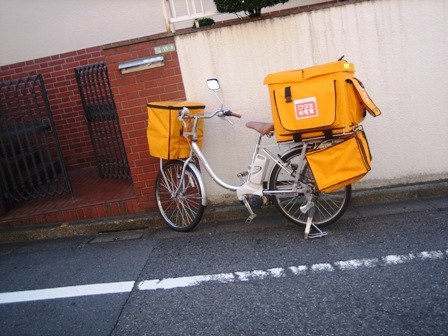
264 69 303 85
303 61 355 80
147 101 205 110
264 61 355 85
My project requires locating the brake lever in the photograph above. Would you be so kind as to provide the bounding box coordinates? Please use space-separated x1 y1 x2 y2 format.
224 117 234 125
218 113 233 125
178 107 189 128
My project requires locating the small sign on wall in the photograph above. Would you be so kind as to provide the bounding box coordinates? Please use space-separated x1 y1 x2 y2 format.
154 43 176 54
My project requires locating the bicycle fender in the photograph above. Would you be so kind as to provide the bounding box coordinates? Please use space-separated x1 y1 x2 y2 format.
188 162 208 207
266 145 303 185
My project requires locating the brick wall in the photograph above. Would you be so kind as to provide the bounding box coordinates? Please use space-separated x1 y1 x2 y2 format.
0 47 104 171
103 35 186 211
0 35 184 213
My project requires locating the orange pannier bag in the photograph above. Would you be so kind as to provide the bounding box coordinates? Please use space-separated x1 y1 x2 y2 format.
147 101 205 160
306 129 372 192
264 61 381 142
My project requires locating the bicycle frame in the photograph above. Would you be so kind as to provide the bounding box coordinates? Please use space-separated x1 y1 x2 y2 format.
159 113 312 214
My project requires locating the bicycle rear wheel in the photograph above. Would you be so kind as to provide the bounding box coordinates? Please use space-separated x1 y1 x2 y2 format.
155 160 205 231
268 148 351 228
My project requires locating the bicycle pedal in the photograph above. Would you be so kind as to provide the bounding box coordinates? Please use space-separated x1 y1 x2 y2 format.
237 171 248 178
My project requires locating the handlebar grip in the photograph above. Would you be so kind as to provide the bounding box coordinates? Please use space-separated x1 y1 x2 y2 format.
223 110 241 118
230 112 242 118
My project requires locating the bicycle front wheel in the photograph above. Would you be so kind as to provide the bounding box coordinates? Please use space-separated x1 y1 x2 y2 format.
268 148 351 228
155 160 205 232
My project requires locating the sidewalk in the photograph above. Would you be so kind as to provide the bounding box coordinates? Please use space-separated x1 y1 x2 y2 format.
1 180 447 243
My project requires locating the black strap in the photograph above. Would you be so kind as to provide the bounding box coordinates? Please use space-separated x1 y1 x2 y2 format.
324 130 333 140
285 86 292 103
293 133 302 142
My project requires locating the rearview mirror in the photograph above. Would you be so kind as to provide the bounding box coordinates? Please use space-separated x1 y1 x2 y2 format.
207 78 220 91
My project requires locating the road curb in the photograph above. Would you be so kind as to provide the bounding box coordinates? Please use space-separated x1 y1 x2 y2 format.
1 180 447 244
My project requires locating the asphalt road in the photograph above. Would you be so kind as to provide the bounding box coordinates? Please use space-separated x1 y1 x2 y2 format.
0 196 447 336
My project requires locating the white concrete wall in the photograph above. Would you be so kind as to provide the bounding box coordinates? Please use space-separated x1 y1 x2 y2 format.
175 0 448 204
0 0 325 66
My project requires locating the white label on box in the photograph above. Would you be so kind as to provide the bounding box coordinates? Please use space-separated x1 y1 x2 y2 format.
294 97 318 120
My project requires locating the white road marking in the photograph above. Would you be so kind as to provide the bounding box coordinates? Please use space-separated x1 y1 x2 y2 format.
334 258 379 270
418 250 444 259
137 249 446 291
311 263 334 272
138 273 235 291
288 265 308 275
0 281 135 305
1 249 446 305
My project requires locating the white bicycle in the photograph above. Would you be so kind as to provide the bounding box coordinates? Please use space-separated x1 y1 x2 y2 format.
154 79 352 239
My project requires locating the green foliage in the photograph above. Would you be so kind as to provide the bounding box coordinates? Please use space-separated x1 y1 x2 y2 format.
213 0 290 17
192 17 215 28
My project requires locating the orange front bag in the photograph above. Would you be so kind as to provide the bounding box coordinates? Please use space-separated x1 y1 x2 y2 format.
146 101 205 160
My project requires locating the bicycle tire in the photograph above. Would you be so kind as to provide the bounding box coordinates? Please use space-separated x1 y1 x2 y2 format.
268 147 351 228
155 160 205 232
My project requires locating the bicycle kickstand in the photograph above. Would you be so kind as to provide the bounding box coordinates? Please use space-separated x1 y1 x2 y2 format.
304 206 328 239
242 196 257 224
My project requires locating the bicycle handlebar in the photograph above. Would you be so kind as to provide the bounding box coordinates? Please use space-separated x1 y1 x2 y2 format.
180 107 241 120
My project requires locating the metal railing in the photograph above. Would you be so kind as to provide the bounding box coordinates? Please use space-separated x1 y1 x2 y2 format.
161 0 348 32
74 62 131 180
0 75 72 211
161 0 217 31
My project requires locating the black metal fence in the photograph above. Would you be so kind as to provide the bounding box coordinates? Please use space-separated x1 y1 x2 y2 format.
74 62 131 180
0 75 72 210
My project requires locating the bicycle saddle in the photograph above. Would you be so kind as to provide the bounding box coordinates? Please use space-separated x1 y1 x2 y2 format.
246 121 274 135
